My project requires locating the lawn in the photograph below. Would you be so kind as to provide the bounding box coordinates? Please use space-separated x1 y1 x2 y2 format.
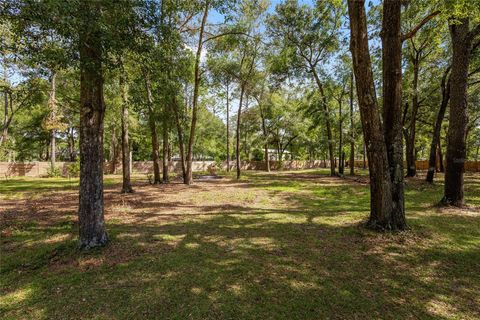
1 170 479 319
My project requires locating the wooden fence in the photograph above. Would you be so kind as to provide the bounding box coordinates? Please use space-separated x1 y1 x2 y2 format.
1 159 479 178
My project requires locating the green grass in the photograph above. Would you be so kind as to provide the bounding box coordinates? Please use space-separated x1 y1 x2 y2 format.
1 170 479 319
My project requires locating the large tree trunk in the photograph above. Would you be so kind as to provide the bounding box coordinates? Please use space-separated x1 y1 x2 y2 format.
349 72 355 175
186 2 209 185
443 18 472 206
78 1 108 248
426 67 451 182
380 0 406 229
119 61 133 193
236 84 246 179
405 52 420 177
144 74 161 184
348 0 397 230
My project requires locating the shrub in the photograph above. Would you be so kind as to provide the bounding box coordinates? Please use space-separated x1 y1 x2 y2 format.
67 160 80 178
47 165 62 178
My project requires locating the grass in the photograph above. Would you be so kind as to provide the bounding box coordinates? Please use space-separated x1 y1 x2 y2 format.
1 169 479 319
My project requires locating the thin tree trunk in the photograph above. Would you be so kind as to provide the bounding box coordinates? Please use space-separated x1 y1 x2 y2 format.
186 1 209 185
260 112 270 172
349 72 355 175
236 84 246 179
312 69 335 176
68 127 76 161
119 60 133 193
78 1 108 248
443 18 472 206
0 90 8 147
48 72 57 169
426 67 451 182
338 96 344 175
406 52 420 177
437 141 444 172
144 73 161 184
380 0 406 229
226 83 230 172
162 119 169 183
348 0 396 230
171 98 187 182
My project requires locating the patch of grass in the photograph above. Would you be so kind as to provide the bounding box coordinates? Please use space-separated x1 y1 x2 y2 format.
1 171 479 319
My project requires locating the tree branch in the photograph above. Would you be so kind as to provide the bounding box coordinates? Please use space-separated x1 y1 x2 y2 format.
401 11 441 42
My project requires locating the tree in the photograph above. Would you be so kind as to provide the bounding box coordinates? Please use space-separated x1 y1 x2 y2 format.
119 58 133 193
77 0 109 248
442 16 480 205
348 0 404 230
268 0 343 176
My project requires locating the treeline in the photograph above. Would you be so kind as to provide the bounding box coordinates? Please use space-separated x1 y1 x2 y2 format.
1 0 479 247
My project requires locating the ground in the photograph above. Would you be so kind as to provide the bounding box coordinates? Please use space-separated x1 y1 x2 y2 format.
1 169 479 320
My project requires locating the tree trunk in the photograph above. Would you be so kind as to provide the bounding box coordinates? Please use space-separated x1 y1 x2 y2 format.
380 0 406 229
119 61 133 193
78 1 108 248
426 67 450 182
338 96 344 175
312 69 335 176
405 52 420 177
186 2 209 185
68 127 76 161
443 18 471 206
348 0 397 230
144 74 161 184
437 141 444 172
162 119 169 183
226 83 231 172
363 140 366 169
171 98 187 182
349 72 355 175
236 84 246 179
48 72 57 169
260 111 270 172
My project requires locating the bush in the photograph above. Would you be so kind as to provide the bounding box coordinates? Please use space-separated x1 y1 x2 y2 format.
47 165 62 178
67 160 80 178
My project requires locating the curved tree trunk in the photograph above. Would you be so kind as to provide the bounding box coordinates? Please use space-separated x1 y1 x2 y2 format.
78 1 108 248
311 70 335 176
186 2 209 185
426 67 451 183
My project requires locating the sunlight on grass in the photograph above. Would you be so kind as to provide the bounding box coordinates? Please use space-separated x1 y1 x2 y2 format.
1 170 479 319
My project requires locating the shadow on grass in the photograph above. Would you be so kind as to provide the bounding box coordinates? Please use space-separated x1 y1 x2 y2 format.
1 171 479 319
